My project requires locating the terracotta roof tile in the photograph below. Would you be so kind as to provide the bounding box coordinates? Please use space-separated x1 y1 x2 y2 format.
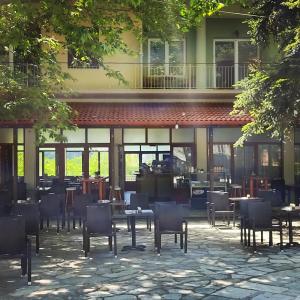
70 102 251 127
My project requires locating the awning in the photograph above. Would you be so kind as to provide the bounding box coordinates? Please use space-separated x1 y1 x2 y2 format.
70 102 251 127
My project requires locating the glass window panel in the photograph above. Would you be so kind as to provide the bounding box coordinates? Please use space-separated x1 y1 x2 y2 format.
157 145 171 151
142 153 156 166
238 41 257 81
65 148 84 176
173 146 192 175
141 145 157 152
258 144 281 178
124 145 140 152
125 153 139 181
148 128 170 143
213 128 242 143
87 128 110 143
17 146 24 177
18 128 24 144
123 129 146 143
215 41 235 88
295 145 300 185
234 145 255 184
169 41 185 76
89 148 109 177
172 128 194 143
64 129 85 143
0 128 13 143
213 144 231 177
41 131 60 144
39 148 56 176
149 40 165 76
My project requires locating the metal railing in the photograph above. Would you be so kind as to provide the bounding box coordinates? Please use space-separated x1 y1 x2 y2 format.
0 63 39 87
1 62 251 89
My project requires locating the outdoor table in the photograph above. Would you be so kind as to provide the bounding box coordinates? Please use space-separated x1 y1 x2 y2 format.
273 206 300 247
229 196 262 203
81 178 105 200
122 209 154 251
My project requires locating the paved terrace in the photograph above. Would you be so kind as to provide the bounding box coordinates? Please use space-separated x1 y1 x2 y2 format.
1 220 300 300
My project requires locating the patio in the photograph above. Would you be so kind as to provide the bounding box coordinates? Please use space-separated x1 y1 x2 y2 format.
1 219 300 300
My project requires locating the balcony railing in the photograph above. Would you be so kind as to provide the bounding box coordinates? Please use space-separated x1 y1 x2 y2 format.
0 63 39 87
1 62 251 89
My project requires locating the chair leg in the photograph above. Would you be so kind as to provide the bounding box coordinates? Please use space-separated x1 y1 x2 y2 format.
40 217 43 230
243 225 247 246
279 227 283 250
261 231 263 244
36 234 39 254
108 236 112 251
27 239 32 285
180 233 183 249
46 218 49 229
157 233 161 255
113 233 117 257
253 230 256 252
67 211 70 232
269 230 273 246
127 217 130 232
240 219 243 244
247 228 251 247
56 217 59 234
174 234 177 244
79 218 82 227
21 256 27 276
73 218 76 230
184 229 188 254
233 213 235 227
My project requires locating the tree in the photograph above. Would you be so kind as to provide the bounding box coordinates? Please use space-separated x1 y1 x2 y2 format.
231 0 300 146
0 0 233 143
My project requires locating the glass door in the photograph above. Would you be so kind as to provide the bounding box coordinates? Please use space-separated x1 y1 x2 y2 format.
234 145 255 184
215 41 235 88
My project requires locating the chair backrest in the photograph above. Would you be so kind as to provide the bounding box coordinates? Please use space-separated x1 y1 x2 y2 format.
73 194 94 216
11 203 40 234
130 193 149 209
210 192 230 211
248 200 272 228
40 193 64 216
0 216 26 255
257 190 282 207
86 204 112 235
155 203 183 232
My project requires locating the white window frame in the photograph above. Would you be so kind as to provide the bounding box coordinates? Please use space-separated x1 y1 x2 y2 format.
213 39 259 88
148 38 186 77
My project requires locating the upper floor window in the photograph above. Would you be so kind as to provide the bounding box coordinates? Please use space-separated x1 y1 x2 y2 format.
148 39 186 76
67 49 99 69
214 39 258 88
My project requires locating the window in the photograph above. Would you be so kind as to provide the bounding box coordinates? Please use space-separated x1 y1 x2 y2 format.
214 39 257 88
258 144 281 178
89 147 109 177
17 145 24 177
67 49 99 69
148 39 185 76
213 144 231 177
65 148 84 176
39 148 56 176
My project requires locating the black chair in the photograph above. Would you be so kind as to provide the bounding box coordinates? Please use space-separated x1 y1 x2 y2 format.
247 201 283 252
83 204 117 257
40 193 65 233
70 193 94 230
129 193 152 231
154 203 187 255
11 203 40 254
208 192 235 227
0 216 32 285
257 190 283 207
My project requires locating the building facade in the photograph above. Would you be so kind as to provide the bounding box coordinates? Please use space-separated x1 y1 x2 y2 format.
0 7 297 201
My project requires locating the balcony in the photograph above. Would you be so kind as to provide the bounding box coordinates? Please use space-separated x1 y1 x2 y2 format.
2 63 251 90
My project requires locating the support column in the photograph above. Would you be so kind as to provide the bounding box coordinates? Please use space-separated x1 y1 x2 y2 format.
113 128 123 188
196 18 206 88
12 128 18 202
196 128 207 171
24 128 37 190
283 132 294 185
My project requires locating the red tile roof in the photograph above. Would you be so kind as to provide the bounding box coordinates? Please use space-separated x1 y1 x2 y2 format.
0 102 251 127
70 102 251 127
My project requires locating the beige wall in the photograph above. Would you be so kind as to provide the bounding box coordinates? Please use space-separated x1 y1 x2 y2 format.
196 128 207 171
24 129 37 189
57 31 141 91
196 19 206 88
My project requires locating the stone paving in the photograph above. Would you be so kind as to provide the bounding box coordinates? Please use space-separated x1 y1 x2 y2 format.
1 219 300 299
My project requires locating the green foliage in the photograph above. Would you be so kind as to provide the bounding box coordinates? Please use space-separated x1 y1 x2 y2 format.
0 0 235 143
232 0 300 146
